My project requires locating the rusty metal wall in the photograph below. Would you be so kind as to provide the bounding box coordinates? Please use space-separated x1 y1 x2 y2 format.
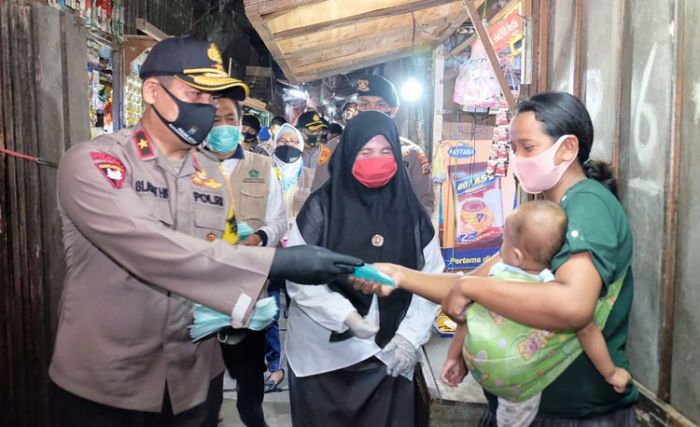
671 0 700 421
545 0 700 423
579 0 625 165
617 0 676 397
0 3 89 426
545 0 576 94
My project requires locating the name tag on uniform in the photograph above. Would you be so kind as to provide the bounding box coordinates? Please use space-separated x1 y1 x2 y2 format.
193 191 224 207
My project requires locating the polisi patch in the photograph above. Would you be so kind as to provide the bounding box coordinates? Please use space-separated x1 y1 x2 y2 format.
90 151 126 189
193 191 224 207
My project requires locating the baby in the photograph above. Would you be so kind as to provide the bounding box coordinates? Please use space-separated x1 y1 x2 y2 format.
442 200 631 427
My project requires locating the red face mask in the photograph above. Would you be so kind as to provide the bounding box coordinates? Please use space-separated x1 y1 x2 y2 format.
352 156 398 188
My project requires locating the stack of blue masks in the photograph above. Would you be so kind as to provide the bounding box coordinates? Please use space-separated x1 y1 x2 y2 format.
189 297 279 342
237 222 254 241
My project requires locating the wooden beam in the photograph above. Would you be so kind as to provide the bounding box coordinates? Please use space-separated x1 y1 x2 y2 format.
244 0 324 16
292 39 420 74
286 31 411 65
135 18 169 41
462 0 517 110
278 2 466 58
282 26 413 60
295 49 423 82
451 0 523 57
271 0 456 41
658 0 683 403
244 3 300 83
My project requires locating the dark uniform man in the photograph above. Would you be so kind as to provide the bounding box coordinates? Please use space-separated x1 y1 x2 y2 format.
242 114 270 156
49 36 361 427
311 75 435 216
296 111 329 170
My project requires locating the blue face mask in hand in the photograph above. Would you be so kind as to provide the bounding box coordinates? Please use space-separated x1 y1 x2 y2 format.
247 297 279 331
207 125 242 154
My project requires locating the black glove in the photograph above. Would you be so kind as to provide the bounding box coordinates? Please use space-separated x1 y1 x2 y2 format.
269 245 364 284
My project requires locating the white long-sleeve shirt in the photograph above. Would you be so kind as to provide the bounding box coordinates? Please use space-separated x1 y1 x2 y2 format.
285 223 445 379
221 158 287 247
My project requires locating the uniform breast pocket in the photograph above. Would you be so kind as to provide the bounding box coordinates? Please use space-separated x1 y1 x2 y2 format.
148 200 173 229
238 187 267 226
194 208 226 242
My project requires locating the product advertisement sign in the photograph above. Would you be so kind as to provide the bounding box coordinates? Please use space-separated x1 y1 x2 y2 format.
436 139 519 270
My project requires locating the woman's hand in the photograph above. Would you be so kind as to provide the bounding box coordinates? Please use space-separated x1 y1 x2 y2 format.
441 279 472 324
440 356 468 387
373 263 406 285
349 263 406 297
350 277 395 297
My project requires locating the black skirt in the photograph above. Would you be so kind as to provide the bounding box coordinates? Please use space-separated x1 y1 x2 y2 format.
288 357 426 427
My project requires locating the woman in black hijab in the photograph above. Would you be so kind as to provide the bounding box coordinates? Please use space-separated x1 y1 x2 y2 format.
285 111 445 427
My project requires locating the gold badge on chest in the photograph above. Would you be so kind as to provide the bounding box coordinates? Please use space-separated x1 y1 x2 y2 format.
371 234 384 247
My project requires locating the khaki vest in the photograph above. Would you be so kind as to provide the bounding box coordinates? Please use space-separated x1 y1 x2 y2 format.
229 152 272 230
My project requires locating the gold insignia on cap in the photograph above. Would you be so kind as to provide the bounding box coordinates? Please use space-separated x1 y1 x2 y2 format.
357 79 370 92
207 43 223 65
312 114 320 122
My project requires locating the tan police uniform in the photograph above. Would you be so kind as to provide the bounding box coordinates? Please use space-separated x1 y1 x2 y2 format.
49 124 274 414
309 135 434 215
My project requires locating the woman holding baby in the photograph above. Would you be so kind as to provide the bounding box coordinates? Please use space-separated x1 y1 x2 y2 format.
357 92 638 427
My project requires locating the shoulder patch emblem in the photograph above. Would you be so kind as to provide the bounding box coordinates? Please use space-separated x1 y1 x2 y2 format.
90 151 126 189
134 130 155 160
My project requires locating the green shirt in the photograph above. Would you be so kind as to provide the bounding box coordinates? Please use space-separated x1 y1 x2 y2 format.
486 179 639 418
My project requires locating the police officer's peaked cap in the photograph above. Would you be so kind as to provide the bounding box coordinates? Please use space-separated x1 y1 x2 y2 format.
140 36 249 100
296 111 327 132
355 75 400 107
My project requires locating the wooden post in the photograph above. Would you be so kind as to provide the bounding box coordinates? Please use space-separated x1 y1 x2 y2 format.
461 0 517 110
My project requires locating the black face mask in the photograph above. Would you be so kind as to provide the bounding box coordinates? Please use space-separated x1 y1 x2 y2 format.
274 145 302 163
153 84 215 146
243 132 258 143
306 133 326 148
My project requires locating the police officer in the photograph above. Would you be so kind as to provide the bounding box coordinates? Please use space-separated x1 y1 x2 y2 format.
296 111 329 170
49 36 361 426
311 75 435 216
242 114 270 156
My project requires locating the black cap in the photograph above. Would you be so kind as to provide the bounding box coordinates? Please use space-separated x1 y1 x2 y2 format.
296 111 327 132
242 115 261 133
328 123 343 135
139 36 249 99
356 75 399 107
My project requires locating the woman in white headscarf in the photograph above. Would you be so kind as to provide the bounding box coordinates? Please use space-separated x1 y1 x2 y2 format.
263 123 318 394
272 123 316 230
